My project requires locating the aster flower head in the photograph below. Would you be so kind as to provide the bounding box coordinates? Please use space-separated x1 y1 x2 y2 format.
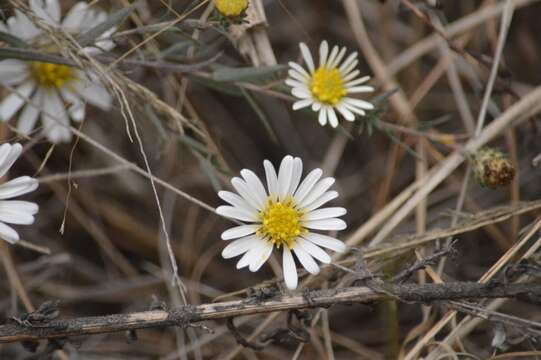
214 0 249 18
0 143 39 244
286 40 375 128
0 0 115 143
217 155 347 290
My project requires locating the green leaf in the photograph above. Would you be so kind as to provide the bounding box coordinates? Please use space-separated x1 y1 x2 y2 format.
0 47 74 66
77 2 138 47
0 31 28 48
189 74 242 96
179 134 212 155
212 65 286 82
194 152 221 193
240 88 278 143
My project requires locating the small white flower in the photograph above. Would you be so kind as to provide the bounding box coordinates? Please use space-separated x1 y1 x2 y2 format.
217 155 347 290
0 143 39 244
286 40 375 128
0 0 115 143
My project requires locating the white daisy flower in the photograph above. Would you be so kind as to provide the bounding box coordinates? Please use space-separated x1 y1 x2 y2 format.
217 155 347 290
0 0 115 143
286 40 375 128
0 143 39 244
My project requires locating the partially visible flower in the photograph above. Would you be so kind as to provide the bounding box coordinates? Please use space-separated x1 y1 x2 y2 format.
214 0 249 18
217 155 347 290
0 143 39 244
0 0 115 143
286 41 375 128
473 148 515 188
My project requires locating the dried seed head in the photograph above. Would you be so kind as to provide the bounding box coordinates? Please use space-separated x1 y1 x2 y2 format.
472 148 516 188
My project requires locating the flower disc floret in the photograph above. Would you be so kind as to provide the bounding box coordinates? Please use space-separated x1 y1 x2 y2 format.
30 62 75 89
310 67 347 105
214 0 248 17
258 198 305 249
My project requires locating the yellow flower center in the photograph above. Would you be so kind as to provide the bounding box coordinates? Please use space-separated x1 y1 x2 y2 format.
310 66 347 105
30 62 76 89
257 197 305 249
214 0 248 17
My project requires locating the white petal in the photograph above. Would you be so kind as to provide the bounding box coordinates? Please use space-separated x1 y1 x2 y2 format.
46 0 61 23
282 247 298 290
0 176 38 199
343 69 360 82
312 102 322 112
318 105 327 126
0 222 19 243
325 45 339 68
9 11 41 39
303 232 346 253
328 107 339 128
296 238 331 264
293 244 320 274
216 205 258 222
299 43 315 73
17 89 42 134
294 168 322 204
336 103 355 122
285 79 306 89
329 46 347 69
339 52 358 74
303 218 347 231
288 158 303 195
60 88 86 122
303 191 339 212
340 58 359 76
222 235 257 259
30 0 58 24
0 81 35 121
263 160 279 201
221 224 259 240
343 97 374 110
236 238 267 269
231 177 263 210
0 60 28 86
249 240 273 272
291 87 311 100
345 75 371 88
319 40 329 67
241 169 267 206
292 99 313 111
62 2 89 29
342 102 366 116
41 90 71 143
288 62 311 79
304 207 346 221
287 69 310 83
73 75 112 110
277 155 294 201
298 177 335 208
347 86 375 94
0 143 22 178
218 190 257 213
0 200 38 225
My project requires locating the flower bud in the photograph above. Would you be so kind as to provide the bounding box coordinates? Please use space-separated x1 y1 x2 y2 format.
472 148 515 188
214 0 249 20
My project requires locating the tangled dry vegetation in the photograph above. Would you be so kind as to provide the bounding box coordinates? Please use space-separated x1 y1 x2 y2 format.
1 0 541 359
